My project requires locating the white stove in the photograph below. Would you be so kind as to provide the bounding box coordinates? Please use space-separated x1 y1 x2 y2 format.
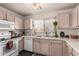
0 31 18 56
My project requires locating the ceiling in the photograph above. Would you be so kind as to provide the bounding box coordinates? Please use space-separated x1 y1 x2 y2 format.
0 3 78 16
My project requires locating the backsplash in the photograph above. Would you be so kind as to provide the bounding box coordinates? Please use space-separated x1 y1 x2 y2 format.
24 29 79 37
58 29 79 36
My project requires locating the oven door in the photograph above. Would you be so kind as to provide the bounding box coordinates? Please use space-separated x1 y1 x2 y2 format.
3 41 18 56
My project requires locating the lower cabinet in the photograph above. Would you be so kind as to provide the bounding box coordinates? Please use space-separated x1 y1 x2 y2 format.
66 44 73 56
33 39 63 56
18 37 24 52
33 39 40 53
50 40 63 56
33 38 79 56
39 39 50 55
63 41 73 56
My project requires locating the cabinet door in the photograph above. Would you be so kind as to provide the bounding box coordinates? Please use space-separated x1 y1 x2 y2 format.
57 13 70 28
39 40 50 55
15 17 23 29
66 44 73 56
50 40 63 56
63 41 69 56
0 10 6 20
18 37 24 52
72 7 78 28
24 19 32 29
77 5 79 26
33 39 40 53
7 13 15 22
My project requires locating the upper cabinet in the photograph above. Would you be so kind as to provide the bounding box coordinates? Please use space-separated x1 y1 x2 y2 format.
71 6 78 28
0 9 6 20
71 5 79 28
77 5 79 26
15 16 23 29
24 19 32 29
56 13 70 29
6 12 15 22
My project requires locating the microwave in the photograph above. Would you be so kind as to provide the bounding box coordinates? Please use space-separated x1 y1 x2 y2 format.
0 20 14 30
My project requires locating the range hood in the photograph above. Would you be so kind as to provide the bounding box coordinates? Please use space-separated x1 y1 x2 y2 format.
0 20 14 30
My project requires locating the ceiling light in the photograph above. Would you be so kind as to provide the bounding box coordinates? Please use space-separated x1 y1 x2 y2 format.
32 3 42 10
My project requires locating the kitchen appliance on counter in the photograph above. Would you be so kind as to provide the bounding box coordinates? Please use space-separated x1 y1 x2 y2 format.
60 31 65 37
60 31 69 38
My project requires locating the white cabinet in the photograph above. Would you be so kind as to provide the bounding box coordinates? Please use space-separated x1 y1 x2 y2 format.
24 36 32 51
71 5 79 28
63 41 69 56
33 39 63 56
77 5 79 26
6 13 15 22
56 13 70 28
63 41 73 56
66 44 73 56
33 39 40 53
71 7 78 28
18 37 24 52
39 39 50 55
0 9 6 20
15 16 23 29
24 19 32 29
50 40 63 56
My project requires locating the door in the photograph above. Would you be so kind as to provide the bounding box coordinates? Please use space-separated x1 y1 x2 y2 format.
33 39 40 53
50 40 63 56
39 39 50 55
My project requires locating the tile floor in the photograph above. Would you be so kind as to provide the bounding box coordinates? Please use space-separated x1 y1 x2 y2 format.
19 50 45 56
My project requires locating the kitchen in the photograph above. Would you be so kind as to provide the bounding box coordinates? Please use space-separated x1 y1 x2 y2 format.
0 3 79 56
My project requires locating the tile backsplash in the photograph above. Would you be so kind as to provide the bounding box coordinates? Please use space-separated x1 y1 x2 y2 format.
58 29 79 36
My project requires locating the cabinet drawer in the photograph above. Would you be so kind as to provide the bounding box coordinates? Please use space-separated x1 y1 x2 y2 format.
50 40 63 44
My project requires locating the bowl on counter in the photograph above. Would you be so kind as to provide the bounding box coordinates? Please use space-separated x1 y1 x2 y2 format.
70 35 79 39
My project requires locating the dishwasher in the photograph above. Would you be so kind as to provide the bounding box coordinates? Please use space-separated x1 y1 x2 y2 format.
24 36 32 52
